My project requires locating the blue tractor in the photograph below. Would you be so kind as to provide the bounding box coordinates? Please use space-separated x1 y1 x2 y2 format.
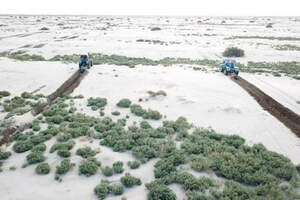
220 59 239 78
79 55 93 73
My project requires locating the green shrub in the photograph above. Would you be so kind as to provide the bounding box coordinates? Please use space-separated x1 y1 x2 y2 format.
147 90 167 97
146 182 176 200
79 157 101 176
132 145 158 161
13 140 33 153
29 133 51 145
26 151 45 164
57 149 71 158
111 184 124 195
94 181 123 199
0 151 12 160
130 104 147 117
117 98 132 108
50 140 75 153
140 120 152 129
35 162 50 174
76 147 96 158
120 173 142 187
94 180 111 199
190 156 211 172
102 166 113 176
144 109 162 120
112 111 120 116
31 143 47 152
222 47 245 57
113 161 124 173
57 133 72 142
32 124 41 131
56 158 73 175
0 91 10 98
87 97 107 110
46 115 64 124
127 161 141 169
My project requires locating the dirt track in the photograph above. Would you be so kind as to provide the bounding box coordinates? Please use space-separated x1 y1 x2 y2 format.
0 70 88 146
232 76 300 137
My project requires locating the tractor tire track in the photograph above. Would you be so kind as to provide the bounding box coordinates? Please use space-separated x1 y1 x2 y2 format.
0 70 88 146
232 76 300 137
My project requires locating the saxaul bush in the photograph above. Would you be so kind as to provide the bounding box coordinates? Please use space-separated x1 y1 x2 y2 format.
76 147 96 158
87 97 107 110
127 161 141 169
94 180 124 199
26 151 45 164
79 157 101 177
120 173 142 188
222 47 245 57
101 166 113 177
112 161 124 174
35 162 50 175
116 98 132 108
145 182 176 200
31 143 47 153
56 158 73 175
0 151 12 160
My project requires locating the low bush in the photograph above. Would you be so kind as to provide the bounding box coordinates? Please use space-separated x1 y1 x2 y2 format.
57 149 71 158
50 140 75 153
76 147 96 158
94 180 124 199
144 109 162 120
113 161 124 174
87 97 107 110
57 133 72 142
26 151 45 164
0 151 12 160
146 182 176 200
31 143 47 152
127 161 141 169
35 162 50 174
147 90 167 97
120 173 142 187
102 166 113 176
79 157 101 176
117 98 132 108
222 47 245 57
13 140 33 153
140 120 152 129
0 91 10 98
190 156 211 172
56 158 73 175
111 111 120 116
111 184 124 195
151 27 161 31
130 104 147 117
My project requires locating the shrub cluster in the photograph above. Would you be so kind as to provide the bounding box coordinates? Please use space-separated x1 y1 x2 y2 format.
31 143 47 152
116 98 132 108
146 182 176 200
120 173 142 187
0 91 10 99
76 147 96 158
94 180 124 199
0 151 12 160
79 157 101 177
13 140 33 153
87 97 107 110
35 162 50 174
111 111 120 116
26 151 45 164
56 158 73 175
101 166 113 177
130 104 162 120
112 161 124 174
222 47 245 57
127 161 141 169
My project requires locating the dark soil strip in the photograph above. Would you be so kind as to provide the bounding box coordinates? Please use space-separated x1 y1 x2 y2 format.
0 70 88 146
232 76 300 137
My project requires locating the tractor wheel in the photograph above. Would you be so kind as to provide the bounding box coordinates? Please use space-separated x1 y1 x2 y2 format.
225 71 229 75
221 68 224 72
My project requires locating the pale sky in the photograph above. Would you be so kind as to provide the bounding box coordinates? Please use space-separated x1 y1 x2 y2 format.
1 0 300 16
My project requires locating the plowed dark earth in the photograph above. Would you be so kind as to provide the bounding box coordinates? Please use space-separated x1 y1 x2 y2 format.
0 70 88 146
232 76 300 137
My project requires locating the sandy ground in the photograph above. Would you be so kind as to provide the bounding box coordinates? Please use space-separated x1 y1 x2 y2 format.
0 16 300 62
1 16 300 200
